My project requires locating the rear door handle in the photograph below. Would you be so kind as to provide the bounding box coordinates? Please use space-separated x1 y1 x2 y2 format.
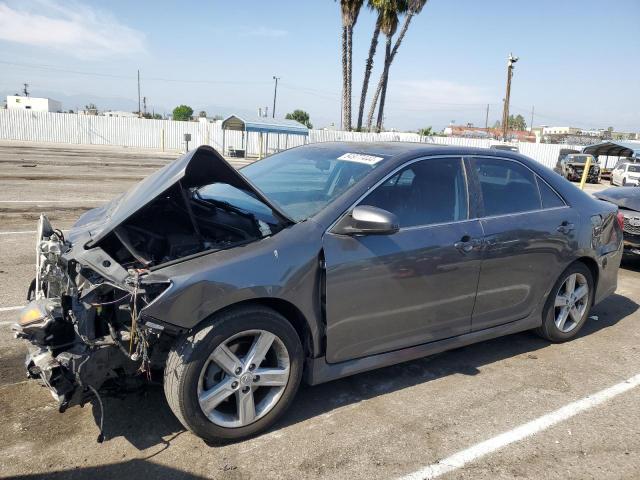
557 221 575 234
454 235 482 253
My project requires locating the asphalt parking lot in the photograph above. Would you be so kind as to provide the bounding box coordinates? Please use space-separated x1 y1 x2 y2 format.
0 141 639 480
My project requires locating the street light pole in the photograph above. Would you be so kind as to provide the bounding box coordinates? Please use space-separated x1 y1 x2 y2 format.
272 76 280 118
501 53 518 141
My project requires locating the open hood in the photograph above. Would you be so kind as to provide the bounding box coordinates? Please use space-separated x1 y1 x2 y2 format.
72 146 291 247
594 187 640 212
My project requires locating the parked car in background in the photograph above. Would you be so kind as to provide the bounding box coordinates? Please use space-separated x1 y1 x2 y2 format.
610 162 640 186
490 144 519 153
594 187 640 256
14 143 623 443
554 154 601 183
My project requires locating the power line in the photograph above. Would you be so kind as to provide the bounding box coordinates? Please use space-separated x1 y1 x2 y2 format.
0 59 270 86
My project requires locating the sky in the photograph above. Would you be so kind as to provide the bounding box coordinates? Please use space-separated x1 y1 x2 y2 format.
0 0 639 132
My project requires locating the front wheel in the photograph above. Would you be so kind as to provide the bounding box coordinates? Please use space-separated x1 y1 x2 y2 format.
164 306 304 442
536 263 594 342
623 178 627 186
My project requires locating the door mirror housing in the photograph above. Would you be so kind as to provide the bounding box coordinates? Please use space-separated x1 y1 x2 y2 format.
333 205 399 235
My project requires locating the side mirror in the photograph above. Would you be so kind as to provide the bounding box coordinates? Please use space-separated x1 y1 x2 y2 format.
333 205 399 236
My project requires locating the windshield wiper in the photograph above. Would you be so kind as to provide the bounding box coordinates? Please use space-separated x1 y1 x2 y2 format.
193 190 257 219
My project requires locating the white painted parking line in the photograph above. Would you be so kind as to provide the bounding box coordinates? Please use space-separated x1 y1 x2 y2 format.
0 306 24 312
398 373 640 480
0 230 36 235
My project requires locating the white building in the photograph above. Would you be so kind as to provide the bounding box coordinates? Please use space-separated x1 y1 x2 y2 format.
6 96 62 112
542 126 582 135
103 110 138 118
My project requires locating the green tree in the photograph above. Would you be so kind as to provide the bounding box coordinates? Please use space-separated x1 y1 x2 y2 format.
198 110 207 118
418 126 435 136
508 114 527 131
152 113 163 120
285 109 313 128
172 105 194 121
338 0 365 131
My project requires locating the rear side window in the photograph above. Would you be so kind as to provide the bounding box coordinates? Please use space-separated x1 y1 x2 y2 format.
536 177 565 208
475 158 541 216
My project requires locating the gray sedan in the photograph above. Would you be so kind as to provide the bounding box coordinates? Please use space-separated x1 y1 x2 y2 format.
14 143 623 443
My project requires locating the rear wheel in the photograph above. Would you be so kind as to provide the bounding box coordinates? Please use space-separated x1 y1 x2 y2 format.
536 263 594 342
164 306 304 442
623 177 627 186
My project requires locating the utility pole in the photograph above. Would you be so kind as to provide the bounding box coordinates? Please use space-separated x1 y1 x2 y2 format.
501 53 518 141
530 105 535 132
485 104 489 129
23 83 29 97
137 70 141 118
272 76 280 118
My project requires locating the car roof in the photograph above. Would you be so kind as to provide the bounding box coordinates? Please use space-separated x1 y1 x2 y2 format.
300 141 525 163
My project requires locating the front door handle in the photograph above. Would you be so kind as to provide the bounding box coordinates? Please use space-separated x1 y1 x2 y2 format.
557 221 575 234
454 235 481 253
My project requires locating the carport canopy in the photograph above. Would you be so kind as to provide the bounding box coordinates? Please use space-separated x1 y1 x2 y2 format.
221 115 308 158
583 140 640 158
222 115 309 136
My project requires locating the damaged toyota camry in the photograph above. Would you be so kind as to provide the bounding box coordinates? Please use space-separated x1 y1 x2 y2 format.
14 143 623 443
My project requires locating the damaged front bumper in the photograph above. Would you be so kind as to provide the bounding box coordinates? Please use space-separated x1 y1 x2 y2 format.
13 215 172 430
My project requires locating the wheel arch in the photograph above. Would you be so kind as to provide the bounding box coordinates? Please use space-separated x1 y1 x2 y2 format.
195 298 319 359
574 256 599 291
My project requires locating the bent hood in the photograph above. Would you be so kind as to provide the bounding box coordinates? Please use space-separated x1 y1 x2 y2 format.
70 146 290 247
594 187 640 212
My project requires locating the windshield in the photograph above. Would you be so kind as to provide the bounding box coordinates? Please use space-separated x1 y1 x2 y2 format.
628 165 640 173
239 146 389 221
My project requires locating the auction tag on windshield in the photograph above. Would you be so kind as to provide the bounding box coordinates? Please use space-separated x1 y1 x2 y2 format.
337 153 384 165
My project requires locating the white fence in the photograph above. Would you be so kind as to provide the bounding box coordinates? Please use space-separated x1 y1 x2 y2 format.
0 109 608 169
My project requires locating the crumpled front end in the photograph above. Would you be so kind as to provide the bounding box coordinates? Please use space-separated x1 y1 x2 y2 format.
13 215 173 430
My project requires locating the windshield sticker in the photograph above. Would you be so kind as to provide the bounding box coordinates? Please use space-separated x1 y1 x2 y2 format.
337 153 384 165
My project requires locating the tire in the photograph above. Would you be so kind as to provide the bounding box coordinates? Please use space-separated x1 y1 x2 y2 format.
535 262 594 342
164 306 304 443
623 178 627 186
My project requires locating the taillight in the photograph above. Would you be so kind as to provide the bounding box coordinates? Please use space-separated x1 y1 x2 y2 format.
616 211 624 230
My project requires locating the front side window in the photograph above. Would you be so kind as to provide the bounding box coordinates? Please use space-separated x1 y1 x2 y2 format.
475 158 541 216
362 157 468 228
628 165 640 173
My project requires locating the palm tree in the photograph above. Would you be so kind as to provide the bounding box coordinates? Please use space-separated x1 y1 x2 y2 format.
338 0 365 131
368 0 428 131
355 0 383 131
365 0 406 131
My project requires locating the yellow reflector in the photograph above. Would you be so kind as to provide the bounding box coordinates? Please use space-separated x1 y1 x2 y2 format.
19 307 45 326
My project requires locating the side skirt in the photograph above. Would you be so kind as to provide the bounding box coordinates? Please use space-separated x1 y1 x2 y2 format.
304 315 539 385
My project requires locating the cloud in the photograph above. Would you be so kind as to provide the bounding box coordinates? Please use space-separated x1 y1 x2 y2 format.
239 26 288 38
387 79 493 110
0 0 145 59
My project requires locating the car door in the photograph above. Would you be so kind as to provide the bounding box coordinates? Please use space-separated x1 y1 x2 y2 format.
469 156 579 331
322 156 484 364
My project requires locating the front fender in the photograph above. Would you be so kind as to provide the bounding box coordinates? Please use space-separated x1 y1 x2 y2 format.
140 220 325 356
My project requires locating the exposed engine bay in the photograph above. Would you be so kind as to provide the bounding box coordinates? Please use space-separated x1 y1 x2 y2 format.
101 181 278 268
13 147 288 441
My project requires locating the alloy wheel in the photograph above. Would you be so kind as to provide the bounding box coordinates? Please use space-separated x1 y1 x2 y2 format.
553 273 589 333
197 329 290 428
